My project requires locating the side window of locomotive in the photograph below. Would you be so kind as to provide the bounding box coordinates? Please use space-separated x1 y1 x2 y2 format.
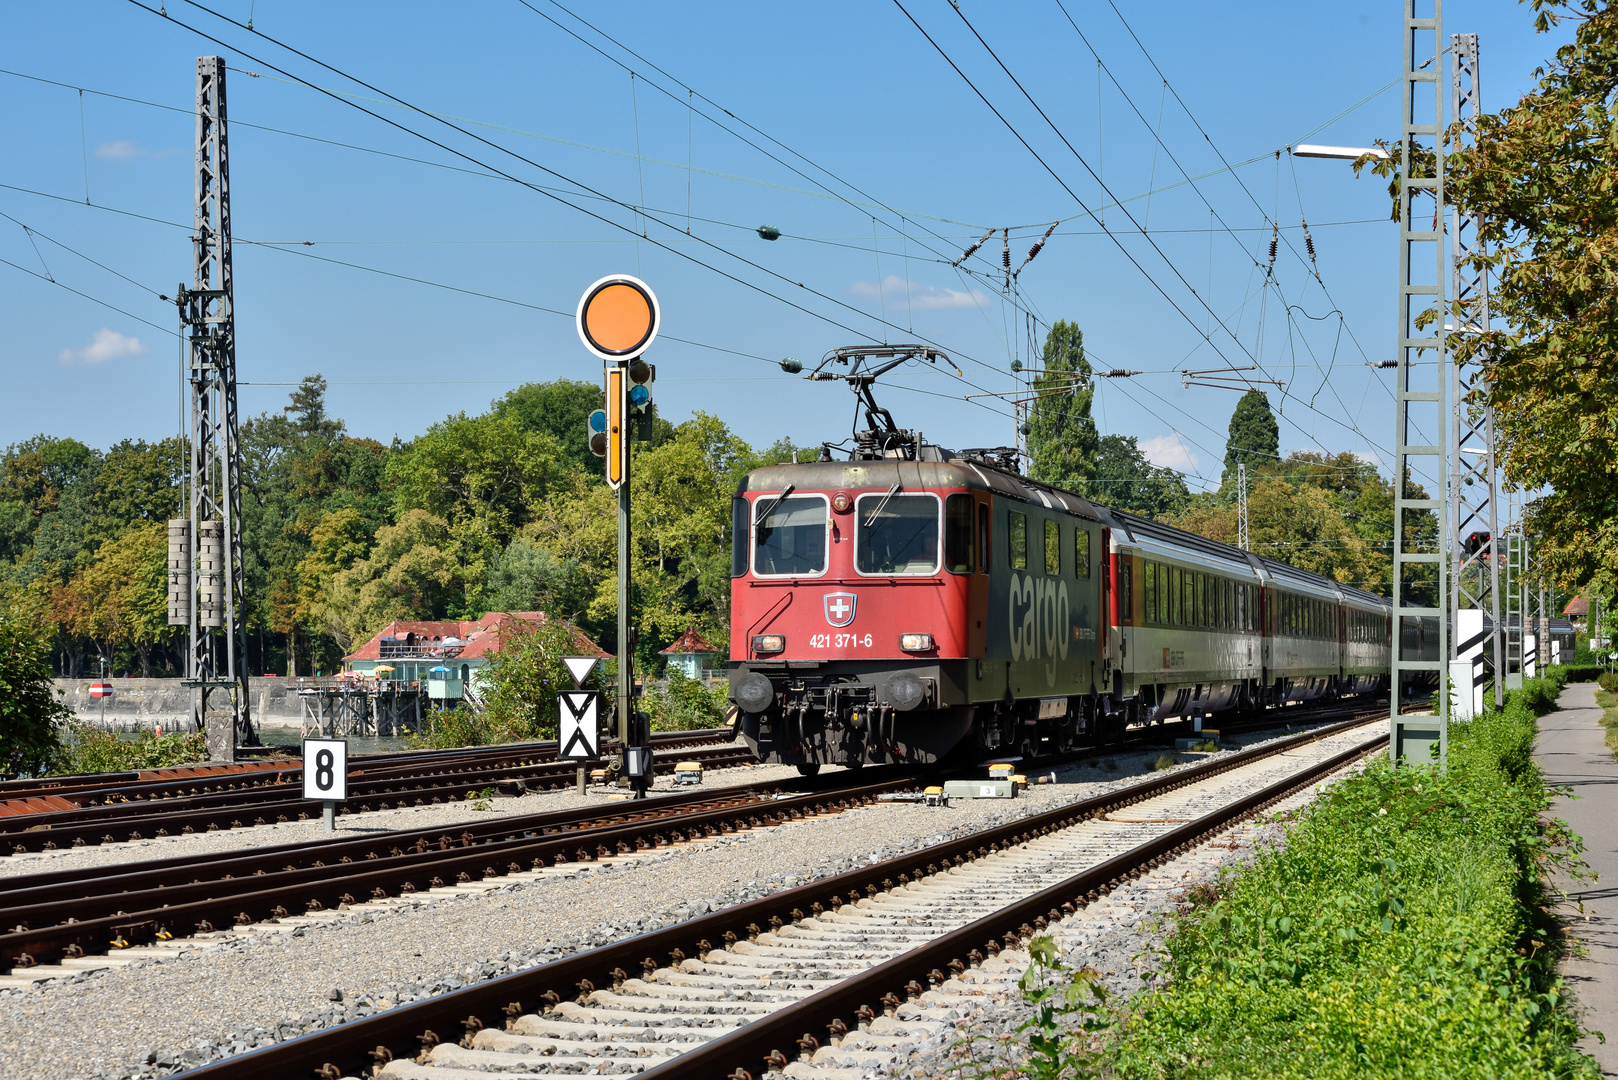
730 496 749 577
944 494 974 575
1074 528 1092 578
856 493 941 576
1008 511 1028 570
978 503 991 572
1044 520 1061 576
753 494 828 577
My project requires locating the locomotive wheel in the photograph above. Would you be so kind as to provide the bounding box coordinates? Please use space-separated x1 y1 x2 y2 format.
796 763 822 777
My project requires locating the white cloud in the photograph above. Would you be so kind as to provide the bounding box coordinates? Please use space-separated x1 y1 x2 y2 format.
95 140 141 159
850 275 988 311
58 328 147 365
1140 433 1199 473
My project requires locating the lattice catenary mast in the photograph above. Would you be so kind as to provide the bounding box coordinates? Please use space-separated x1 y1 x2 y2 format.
1390 0 1449 763
1448 32 1504 713
167 56 251 759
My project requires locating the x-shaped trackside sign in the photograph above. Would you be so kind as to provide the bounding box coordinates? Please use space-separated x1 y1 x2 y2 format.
559 691 602 760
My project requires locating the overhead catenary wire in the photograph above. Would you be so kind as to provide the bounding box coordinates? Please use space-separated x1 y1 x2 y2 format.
135 0 1019 408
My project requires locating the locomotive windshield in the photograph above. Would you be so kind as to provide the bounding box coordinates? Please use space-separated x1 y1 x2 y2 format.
856 492 940 575
752 494 828 576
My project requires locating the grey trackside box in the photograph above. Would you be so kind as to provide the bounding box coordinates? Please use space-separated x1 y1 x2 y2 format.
943 779 1016 800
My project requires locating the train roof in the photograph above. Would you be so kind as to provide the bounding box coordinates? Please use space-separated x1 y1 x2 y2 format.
739 452 1391 610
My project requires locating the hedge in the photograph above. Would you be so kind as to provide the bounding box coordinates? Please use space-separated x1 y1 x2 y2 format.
1100 666 1597 1079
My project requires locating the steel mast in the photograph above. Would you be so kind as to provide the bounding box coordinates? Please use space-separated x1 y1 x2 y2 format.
1447 32 1504 715
173 56 251 759
1390 0 1449 763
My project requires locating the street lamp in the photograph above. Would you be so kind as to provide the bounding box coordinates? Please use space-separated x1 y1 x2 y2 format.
1292 144 1389 161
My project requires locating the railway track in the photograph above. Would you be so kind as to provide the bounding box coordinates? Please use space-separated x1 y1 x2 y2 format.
0 728 735 811
0 764 933 974
0 732 746 854
168 710 1387 1080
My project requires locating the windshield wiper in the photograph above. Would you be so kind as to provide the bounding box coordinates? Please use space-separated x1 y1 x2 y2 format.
863 483 902 528
755 484 796 530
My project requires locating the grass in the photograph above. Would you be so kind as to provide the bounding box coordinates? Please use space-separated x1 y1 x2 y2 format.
1081 666 1600 1079
1593 686 1618 760
1151 754 1181 772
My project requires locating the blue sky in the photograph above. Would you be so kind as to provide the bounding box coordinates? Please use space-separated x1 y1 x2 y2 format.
0 1 1573 492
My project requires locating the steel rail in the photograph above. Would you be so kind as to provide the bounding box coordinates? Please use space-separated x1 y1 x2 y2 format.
0 745 758 854
0 729 735 809
0 776 920 972
643 730 1386 1080
171 713 1381 1080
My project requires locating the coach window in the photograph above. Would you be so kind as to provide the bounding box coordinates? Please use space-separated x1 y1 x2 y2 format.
1144 562 1158 624
730 496 749 577
977 504 991 572
856 492 941 576
753 493 828 577
1008 510 1028 570
1074 528 1092 578
944 494 974 574
1044 520 1061 576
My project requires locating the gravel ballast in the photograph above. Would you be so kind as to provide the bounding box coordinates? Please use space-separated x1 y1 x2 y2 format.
0 723 1359 1080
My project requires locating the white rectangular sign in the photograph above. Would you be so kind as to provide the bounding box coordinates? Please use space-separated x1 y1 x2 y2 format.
558 691 602 760
302 738 349 801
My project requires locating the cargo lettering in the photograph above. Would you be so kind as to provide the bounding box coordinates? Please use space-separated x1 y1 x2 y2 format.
1009 572 1070 669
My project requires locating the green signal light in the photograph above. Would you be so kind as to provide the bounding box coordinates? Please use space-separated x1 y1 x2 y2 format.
628 384 651 409
588 409 608 433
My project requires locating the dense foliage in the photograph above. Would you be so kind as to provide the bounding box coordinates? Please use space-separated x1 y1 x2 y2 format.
0 590 71 775
1102 667 1596 1079
1092 434 1191 519
1 376 781 678
1221 389 1280 487
1027 321 1099 497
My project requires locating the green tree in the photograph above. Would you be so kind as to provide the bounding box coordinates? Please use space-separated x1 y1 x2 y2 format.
86 438 183 547
61 523 175 676
1092 434 1190 518
493 379 603 475
481 537 592 620
326 509 471 647
1027 320 1098 495
387 411 564 548
0 590 69 775
1166 479 1379 587
477 616 595 742
1432 0 1618 602
1222 390 1280 487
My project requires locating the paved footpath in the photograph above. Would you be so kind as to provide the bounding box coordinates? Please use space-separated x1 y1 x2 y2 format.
1538 682 1618 1077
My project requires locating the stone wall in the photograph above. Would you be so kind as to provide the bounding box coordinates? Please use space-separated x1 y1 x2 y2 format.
52 677 313 730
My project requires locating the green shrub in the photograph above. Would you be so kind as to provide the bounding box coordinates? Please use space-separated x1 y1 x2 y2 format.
407 704 490 750
645 668 731 731
0 592 70 777
54 722 208 775
1101 673 1596 1079
1598 671 1618 694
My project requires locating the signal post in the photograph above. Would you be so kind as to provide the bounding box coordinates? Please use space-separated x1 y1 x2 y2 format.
577 276 659 797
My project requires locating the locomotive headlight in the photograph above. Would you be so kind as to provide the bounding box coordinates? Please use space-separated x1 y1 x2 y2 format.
832 491 852 513
899 633 935 653
752 634 786 655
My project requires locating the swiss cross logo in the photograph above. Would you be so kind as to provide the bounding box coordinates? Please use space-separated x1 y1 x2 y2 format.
824 592 857 628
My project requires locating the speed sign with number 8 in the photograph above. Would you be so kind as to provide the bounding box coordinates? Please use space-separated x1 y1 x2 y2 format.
302 738 349 801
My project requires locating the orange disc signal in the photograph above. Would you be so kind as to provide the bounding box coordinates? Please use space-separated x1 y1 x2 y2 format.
577 275 660 361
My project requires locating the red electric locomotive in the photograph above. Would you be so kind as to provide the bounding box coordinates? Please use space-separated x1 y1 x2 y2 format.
726 349 1392 772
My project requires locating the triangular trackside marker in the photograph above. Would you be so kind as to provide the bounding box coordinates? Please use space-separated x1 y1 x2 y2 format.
563 656 599 688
